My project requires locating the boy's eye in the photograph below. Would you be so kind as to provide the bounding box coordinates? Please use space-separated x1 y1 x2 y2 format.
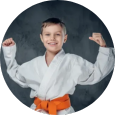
45 34 61 36
45 34 50 36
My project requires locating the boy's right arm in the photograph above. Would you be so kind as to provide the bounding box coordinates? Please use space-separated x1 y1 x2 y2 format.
2 38 28 88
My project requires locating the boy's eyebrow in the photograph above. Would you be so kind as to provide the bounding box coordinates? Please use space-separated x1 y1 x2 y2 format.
56 31 61 32
44 31 62 33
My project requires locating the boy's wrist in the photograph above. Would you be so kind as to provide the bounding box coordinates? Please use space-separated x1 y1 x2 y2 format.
2 44 16 57
100 44 107 47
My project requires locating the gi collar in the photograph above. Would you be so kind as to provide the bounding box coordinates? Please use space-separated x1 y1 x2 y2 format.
43 48 65 67
44 48 65 59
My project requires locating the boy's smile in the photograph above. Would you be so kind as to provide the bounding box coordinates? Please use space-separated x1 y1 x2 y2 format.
48 42 58 46
40 24 67 53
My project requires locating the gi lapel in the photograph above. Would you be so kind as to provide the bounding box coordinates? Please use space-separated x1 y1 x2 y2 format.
38 49 65 100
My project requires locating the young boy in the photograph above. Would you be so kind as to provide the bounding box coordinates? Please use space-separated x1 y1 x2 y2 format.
2 18 115 115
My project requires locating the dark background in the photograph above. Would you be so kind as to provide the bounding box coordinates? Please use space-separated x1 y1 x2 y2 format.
0 0 114 112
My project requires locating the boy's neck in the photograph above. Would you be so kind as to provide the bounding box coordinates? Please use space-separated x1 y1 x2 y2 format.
46 50 60 58
45 49 61 67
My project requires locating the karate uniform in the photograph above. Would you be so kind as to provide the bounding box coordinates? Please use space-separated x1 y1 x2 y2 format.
2 44 115 115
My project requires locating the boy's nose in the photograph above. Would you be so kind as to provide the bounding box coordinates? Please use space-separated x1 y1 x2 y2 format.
50 35 55 40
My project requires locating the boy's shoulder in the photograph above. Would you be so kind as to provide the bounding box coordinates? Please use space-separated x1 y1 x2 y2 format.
19 56 43 68
29 55 43 62
65 53 84 64
18 55 44 73
65 53 80 59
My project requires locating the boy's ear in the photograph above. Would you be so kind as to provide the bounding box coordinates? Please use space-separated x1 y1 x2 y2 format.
64 34 68 43
40 34 43 43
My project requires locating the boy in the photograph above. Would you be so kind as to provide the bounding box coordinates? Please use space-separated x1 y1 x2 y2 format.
2 18 115 115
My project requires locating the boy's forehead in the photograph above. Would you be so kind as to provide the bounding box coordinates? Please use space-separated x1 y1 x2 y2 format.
43 24 63 33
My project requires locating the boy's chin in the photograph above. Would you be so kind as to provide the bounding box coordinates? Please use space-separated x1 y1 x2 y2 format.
46 48 61 54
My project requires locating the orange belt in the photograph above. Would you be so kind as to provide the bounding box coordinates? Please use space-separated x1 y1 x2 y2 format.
34 94 71 115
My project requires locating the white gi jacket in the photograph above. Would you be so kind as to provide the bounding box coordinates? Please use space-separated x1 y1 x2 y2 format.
2 44 115 115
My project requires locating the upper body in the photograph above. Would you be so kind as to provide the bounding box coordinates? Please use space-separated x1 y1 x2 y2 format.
2 42 115 114
2 18 115 114
2 43 115 100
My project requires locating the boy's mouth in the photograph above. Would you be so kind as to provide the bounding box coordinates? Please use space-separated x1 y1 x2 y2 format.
48 42 58 46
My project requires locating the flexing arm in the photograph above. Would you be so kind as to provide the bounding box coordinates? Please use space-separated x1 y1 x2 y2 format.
76 47 115 85
73 33 115 85
2 38 28 88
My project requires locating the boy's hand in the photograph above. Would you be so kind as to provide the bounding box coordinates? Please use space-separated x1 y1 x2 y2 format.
89 33 106 47
2 38 15 47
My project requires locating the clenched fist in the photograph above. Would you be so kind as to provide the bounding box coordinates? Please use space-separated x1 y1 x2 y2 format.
89 33 107 47
2 38 15 47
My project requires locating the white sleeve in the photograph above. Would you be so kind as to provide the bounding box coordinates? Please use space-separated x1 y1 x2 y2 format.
2 44 28 88
75 46 115 85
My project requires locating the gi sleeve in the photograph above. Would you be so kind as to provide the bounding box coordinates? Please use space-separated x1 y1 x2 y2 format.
2 44 28 88
75 46 115 85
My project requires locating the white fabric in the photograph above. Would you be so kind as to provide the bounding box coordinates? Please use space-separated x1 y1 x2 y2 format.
2 44 115 115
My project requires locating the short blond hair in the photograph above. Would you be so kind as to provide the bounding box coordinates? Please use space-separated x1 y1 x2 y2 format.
41 18 67 35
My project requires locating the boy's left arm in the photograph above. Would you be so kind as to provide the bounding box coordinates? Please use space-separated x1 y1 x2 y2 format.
76 33 115 85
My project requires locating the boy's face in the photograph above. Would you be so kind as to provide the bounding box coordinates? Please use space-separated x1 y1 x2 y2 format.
40 24 67 53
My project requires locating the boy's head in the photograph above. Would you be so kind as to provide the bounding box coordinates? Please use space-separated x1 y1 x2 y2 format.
40 17 68 53
41 18 67 35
